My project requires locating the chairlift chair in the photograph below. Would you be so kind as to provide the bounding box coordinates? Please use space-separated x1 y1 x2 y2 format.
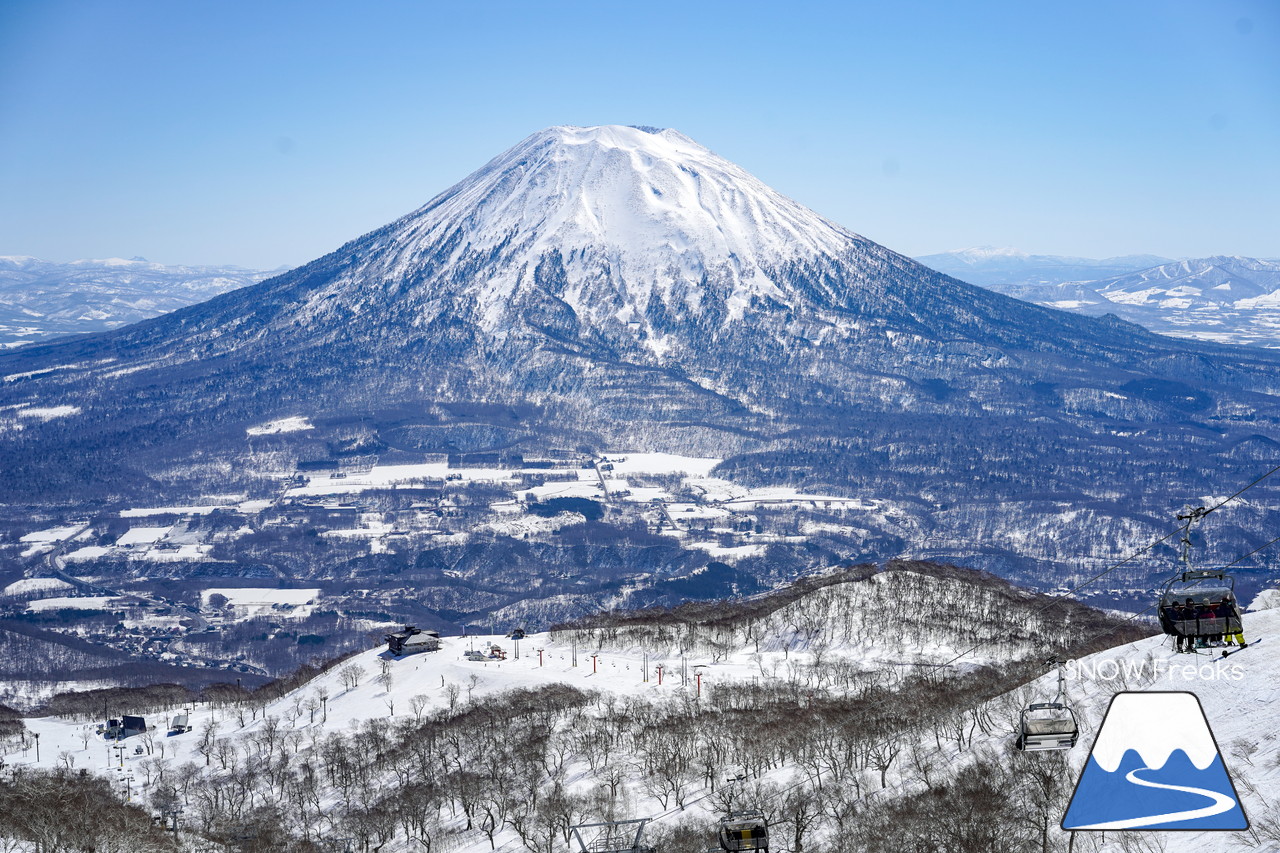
1158 570 1243 641
1015 659 1079 753
1015 702 1079 752
719 810 769 852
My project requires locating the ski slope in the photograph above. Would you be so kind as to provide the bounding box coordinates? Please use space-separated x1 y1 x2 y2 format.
1005 605 1278 850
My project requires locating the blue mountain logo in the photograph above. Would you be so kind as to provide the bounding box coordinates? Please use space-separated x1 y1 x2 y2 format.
1062 691 1248 831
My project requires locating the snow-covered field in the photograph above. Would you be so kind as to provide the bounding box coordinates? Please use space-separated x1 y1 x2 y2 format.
115 526 170 547
17 524 86 557
2 577 73 597
26 595 118 611
522 470 608 501
14 405 80 420
246 416 313 435
286 462 520 496
121 498 272 517
200 587 320 620
686 542 766 559
60 545 113 561
602 452 721 477
478 511 585 538
60 542 213 563
121 505 228 517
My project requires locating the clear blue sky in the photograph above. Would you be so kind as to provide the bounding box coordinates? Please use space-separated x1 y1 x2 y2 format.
1 0 1277 269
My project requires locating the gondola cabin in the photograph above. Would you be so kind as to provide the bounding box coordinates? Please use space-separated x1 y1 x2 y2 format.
1015 702 1079 752
1159 570 1243 641
719 811 769 852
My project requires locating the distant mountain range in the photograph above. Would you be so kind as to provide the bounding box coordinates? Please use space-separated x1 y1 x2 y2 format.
5 126 1280 584
0 256 273 347
915 247 1174 287
917 250 1280 347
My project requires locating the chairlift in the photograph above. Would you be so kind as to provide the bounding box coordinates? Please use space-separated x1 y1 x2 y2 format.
719 810 769 852
1158 570 1243 641
1016 703 1080 752
1157 507 1245 645
1015 659 1079 753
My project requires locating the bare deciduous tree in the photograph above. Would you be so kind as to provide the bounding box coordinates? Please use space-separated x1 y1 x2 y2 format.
339 663 366 692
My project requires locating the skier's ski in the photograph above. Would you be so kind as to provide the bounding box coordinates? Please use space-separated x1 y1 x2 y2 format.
1220 638 1262 658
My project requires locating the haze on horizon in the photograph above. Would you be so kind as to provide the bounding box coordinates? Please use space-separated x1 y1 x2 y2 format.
1 0 1277 270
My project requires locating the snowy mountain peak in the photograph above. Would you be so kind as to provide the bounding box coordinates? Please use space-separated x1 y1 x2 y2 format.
345 124 870 329
532 123 694 150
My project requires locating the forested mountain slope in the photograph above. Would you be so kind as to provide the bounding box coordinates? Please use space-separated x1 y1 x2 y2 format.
12 562 1264 852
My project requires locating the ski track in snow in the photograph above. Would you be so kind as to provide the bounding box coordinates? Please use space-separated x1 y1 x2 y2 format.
1070 766 1238 830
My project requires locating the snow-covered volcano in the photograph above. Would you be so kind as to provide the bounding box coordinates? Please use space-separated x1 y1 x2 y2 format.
1 125 1241 377
7 126 1280 584
273 123 1003 356
352 125 860 328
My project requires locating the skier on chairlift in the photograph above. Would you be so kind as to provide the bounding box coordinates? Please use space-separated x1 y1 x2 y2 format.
1183 597 1201 649
1167 600 1191 653
1221 595 1246 647
1196 598 1218 648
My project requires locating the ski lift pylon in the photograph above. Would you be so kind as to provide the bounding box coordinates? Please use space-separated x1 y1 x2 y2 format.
569 819 655 853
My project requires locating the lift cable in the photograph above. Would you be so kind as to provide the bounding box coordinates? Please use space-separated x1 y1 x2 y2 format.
644 466 1280 829
651 528 1280 828
925 461 1280 673
1084 531 1280 653
1222 532 1280 572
